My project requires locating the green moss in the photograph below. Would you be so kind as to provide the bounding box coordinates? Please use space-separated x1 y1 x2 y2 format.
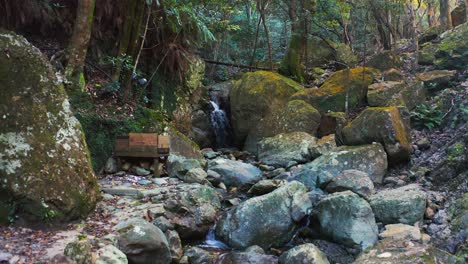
448 142 465 163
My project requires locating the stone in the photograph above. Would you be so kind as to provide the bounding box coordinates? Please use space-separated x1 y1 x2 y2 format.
279 243 330 264
451 4 467 27
418 26 443 45
104 157 118 174
416 70 457 91
115 218 171 264
339 107 411 163
418 42 438 65
244 100 321 153
230 71 303 146
309 240 355 264
208 158 262 189
248 179 284 195
257 132 317 168
181 168 208 184
64 240 93 264
167 154 206 180
355 239 459 264
216 181 312 249
317 112 347 137
308 134 337 159
168 127 203 159
96 245 128 264
367 81 426 110
0 31 99 223
218 252 278 264
324 169 375 198
380 224 422 241
382 68 403 81
291 67 379 112
369 184 427 225
131 167 151 176
367 51 401 71
434 23 468 70
316 191 378 250
50 254 76 264
101 187 143 198
165 230 183 263
289 144 387 189
183 247 216 264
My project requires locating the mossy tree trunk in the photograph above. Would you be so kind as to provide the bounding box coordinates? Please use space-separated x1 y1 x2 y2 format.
440 0 453 30
65 0 96 91
279 0 315 83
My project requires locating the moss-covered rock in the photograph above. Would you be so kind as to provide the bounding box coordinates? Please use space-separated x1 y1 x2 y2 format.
434 22 468 70
367 51 402 71
382 68 404 81
290 67 379 112
451 4 467 27
418 42 438 65
367 81 426 110
0 31 99 223
418 26 444 45
416 70 457 91
230 71 303 146
244 100 321 153
339 107 411 164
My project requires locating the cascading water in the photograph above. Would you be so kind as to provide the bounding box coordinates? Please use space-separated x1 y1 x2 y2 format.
200 227 229 250
209 98 231 148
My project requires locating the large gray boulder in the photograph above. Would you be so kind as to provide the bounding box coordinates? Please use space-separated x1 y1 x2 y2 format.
258 132 317 168
167 154 206 180
0 31 99 224
316 191 378 250
95 245 128 264
279 243 330 264
369 184 427 225
208 158 262 188
324 170 375 198
215 181 312 249
289 144 387 189
115 218 171 264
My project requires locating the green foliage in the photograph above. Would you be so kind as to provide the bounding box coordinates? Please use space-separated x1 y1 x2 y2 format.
411 104 443 130
106 54 133 71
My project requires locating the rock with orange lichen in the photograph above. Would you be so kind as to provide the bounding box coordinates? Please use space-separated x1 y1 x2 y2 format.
338 107 411 163
291 67 380 113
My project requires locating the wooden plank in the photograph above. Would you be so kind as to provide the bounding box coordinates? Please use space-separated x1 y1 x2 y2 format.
129 133 158 147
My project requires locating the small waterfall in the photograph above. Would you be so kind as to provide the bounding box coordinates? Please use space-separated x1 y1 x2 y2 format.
200 227 229 250
209 98 231 148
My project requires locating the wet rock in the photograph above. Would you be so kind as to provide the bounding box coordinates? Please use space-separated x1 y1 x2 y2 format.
208 158 262 189
64 240 93 264
291 67 379 112
115 218 171 264
369 184 427 225
216 181 311 249
279 243 329 264
96 245 128 264
166 230 183 263
258 132 316 168
230 71 302 146
0 31 99 223
290 144 387 189
244 100 321 154
339 107 411 163
324 169 375 198
316 191 378 250
218 251 278 264
380 224 422 241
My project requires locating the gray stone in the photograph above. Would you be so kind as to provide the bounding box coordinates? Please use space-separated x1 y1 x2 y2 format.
96 245 128 264
105 158 118 174
308 134 337 159
248 180 284 195
218 252 278 264
131 166 151 176
167 154 206 179
258 132 316 168
181 168 208 184
208 158 262 188
166 230 183 263
289 144 388 189
380 224 422 241
115 218 171 264
316 191 378 250
216 181 311 249
64 240 93 264
369 184 426 225
183 247 215 264
324 169 375 198
279 243 330 264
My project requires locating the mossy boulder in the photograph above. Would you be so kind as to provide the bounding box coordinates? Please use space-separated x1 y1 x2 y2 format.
290 67 379 112
0 31 99 223
339 107 411 164
418 42 438 65
367 51 402 71
230 71 303 146
244 100 321 153
434 22 468 70
416 70 457 91
418 26 444 45
451 4 467 27
367 81 426 110
382 68 404 81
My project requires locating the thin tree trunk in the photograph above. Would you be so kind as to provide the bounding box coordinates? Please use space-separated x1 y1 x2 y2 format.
259 2 273 70
65 0 96 90
249 14 262 67
427 3 437 27
440 0 453 30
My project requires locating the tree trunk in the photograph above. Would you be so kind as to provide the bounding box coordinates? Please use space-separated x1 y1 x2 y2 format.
440 0 453 30
65 0 96 91
427 3 437 27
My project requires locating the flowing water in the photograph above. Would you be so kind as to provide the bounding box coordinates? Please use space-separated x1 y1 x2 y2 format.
199 227 230 250
209 99 231 148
